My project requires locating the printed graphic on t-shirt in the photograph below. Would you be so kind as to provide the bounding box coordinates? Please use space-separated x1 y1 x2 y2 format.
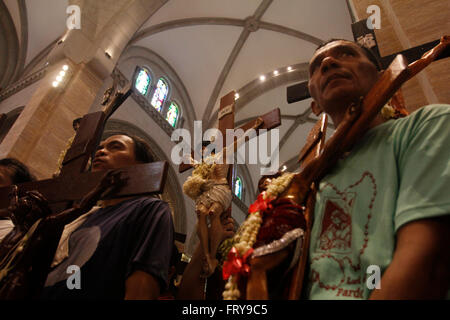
317 193 355 254
310 172 377 298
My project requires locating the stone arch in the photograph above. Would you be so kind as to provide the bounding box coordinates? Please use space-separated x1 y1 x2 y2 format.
0 0 20 89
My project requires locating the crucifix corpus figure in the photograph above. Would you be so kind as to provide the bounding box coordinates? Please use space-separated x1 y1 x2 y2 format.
183 109 264 276
181 91 283 278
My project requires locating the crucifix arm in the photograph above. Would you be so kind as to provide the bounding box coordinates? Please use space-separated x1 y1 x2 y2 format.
407 35 449 79
216 117 264 164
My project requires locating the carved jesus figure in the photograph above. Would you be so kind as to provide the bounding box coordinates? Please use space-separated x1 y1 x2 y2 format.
183 118 264 277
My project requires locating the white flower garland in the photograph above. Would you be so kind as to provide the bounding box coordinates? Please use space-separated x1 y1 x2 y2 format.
182 155 219 200
222 172 295 300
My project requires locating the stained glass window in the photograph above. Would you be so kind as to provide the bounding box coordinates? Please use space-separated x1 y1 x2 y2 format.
135 68 151 96
234 176 243 199
166 102 179 127
151 78 169 112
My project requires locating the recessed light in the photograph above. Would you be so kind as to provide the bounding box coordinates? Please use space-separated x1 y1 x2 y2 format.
259 75 266 81
52 81 59 87
62 65 69 71
235 93 240 100
273 70 279 76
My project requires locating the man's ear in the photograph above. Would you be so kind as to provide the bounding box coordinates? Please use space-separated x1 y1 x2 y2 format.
311 101 323 116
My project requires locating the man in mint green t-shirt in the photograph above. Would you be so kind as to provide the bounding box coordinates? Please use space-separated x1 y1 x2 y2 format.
305 39 450 299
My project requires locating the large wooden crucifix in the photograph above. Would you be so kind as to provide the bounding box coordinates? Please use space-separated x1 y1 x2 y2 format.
217 91 282 217
179 90 282 206
0 85 168 211
178 90 281 279
0 82 169 298
286 18 450 104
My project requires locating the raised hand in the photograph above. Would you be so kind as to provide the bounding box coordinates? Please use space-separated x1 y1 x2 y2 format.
24 191 51 215
7 187 51 228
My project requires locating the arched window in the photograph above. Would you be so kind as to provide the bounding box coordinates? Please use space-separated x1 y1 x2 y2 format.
135 68 151 96
166 102 180 128
234 176 243 199
151 78 169 112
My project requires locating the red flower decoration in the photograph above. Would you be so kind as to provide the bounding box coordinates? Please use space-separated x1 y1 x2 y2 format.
222 247 254 280
248 192 274 214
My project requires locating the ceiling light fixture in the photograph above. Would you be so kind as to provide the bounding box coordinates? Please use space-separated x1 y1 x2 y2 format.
273 70 279 76
52 64 71 89
235 93 240 100
259 75 266 81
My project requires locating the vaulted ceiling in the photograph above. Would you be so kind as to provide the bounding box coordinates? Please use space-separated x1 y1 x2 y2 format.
1 0 354 184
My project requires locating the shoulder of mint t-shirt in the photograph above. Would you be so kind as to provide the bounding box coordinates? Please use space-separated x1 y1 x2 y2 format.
306 104 450 300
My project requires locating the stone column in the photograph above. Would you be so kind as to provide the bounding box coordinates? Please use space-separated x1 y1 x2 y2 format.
0 58 102 178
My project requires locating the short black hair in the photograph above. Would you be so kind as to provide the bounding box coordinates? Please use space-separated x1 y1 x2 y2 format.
316 38 382 71
102 133 155 163
129 135 155 163
0 158 36 184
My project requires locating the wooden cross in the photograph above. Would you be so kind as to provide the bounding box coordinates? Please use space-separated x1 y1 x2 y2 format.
177 91 281 300
0 84 169 296
0 85 169 212
0 114 6 132
287 18 450 104
178 90 282 213
245 114 328 300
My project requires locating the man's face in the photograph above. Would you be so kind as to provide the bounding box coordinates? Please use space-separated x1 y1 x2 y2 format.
308 40 379 119
0 166 14 187
92 135 139 172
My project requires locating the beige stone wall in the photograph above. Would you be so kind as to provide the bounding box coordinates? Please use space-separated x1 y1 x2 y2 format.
351 0 450 111
0 60 102 178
